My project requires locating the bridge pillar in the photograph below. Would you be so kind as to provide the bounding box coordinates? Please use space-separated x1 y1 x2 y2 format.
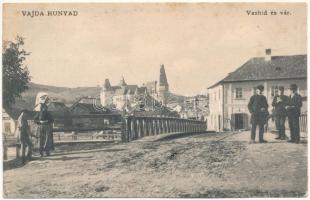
185 121 187 132
140 119 145 138
155 119 159 135
163 119 166 134
164 119 168 133
167 119 171 133
145 119 149 136
136 119 140 139
131 118 136 140
122 117 129 142
133 118 139 139
150 119 155 135
161 119 164 134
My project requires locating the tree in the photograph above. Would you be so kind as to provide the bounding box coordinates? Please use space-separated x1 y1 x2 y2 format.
3 36 31 111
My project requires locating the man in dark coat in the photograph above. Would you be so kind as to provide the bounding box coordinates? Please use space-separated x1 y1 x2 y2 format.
248 85 269 143
286 84 303 144
272 86 288 140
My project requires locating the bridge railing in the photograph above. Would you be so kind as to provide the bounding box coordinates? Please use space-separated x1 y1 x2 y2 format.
121 115 207 142
299 112 308 133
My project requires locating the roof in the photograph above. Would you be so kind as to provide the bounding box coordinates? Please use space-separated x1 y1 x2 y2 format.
208 54 307 89
159 64 169 86
48 102 70 117
135 87 147 95
113 85 138 95
145 81 157 93
70 103 108 114
4 108 39 120
103 79 112 90
118 77 127 86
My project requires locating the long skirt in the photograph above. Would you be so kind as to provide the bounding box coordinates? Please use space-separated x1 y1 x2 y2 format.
36 124 54 152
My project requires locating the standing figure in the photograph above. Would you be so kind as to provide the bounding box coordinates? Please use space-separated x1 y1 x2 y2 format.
286 84 303 144
272 86 288 140
34 92 54 156
248 85 269 143
15 109 33 163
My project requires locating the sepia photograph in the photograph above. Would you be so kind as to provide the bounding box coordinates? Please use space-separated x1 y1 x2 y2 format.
2 2 308 198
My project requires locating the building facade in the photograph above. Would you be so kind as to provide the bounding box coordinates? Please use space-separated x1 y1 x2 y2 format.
208 50 307 132
2 109 17 135
100 65 170 111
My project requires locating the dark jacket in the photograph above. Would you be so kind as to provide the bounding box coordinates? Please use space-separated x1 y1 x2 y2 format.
287 93 302 116
272 94 288 116
248 94 269 124
34 104 54 125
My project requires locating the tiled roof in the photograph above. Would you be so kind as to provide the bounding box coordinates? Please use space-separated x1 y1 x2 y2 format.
135 87 147 95
113 85 138 95
71 103 108 114
208 55 307 89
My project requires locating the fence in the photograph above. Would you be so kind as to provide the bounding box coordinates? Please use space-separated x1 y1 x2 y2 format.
52 129 122 142
300 112 307 134
122 115 207 142
3 114 207 160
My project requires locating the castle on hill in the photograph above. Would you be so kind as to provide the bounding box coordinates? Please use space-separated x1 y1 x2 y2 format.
100 64 169 111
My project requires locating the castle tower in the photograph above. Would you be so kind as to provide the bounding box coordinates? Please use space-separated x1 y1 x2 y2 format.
158 64 169 106
119 76 127 87
100 78 112 106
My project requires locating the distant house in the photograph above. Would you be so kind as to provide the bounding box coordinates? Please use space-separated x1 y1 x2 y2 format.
48 101 71 128
178 95 209 121
69 98 121 129
2 108 37 136
208 49 307 132
2 109 19 135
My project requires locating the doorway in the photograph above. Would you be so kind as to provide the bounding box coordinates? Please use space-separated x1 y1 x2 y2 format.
234 114 244 130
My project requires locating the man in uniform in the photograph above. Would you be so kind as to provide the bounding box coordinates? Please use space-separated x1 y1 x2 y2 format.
248 85 269 143
272 86 288 140
286 84 302 144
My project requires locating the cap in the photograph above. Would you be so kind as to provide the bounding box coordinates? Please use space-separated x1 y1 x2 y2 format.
278 86 284 91
289 84 297 90
256 85 264 91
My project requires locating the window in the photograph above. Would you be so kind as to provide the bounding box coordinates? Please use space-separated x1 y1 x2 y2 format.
271 86 279 97
4 123 11 133
235 88 243 98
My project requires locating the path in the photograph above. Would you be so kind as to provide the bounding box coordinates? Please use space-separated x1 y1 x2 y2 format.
3 131 307 198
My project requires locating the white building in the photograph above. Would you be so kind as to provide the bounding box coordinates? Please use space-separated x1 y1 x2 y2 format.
2 109 17 135
208 50 307 132
100 65 169 111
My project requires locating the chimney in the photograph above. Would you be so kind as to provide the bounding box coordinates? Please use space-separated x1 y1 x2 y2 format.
265 48 272 61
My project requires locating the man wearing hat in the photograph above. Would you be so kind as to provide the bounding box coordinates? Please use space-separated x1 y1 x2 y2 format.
286 84 303 144
272 86 289 140
248 85 269 143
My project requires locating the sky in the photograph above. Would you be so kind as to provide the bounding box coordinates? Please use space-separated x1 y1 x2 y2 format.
3 3 307 96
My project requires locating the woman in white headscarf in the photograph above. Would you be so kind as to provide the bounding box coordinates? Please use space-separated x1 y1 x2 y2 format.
34 92 54 157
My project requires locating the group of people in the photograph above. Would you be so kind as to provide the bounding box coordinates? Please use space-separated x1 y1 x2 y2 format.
15 92 54 164
248 84 303 144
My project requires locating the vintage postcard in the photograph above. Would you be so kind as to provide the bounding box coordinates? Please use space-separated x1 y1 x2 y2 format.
2 2 307 198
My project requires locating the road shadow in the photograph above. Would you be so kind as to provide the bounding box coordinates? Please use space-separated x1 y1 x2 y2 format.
31 155 93 161
155 131 216 142
32 148 126 158
3 159 25 171
179 189 306 198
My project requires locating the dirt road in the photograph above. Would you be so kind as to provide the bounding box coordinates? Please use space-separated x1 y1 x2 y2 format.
3 131 307 198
